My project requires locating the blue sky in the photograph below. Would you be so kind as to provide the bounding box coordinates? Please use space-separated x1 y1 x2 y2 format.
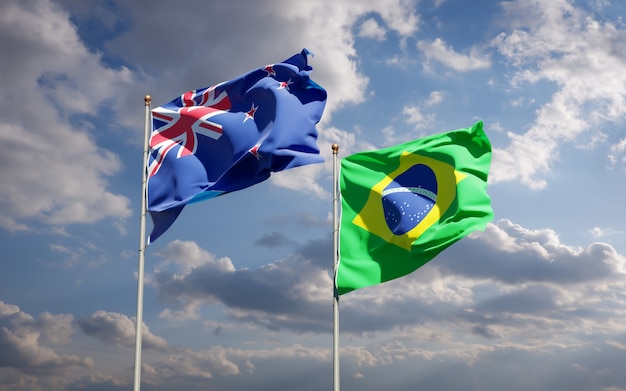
2 0 626 390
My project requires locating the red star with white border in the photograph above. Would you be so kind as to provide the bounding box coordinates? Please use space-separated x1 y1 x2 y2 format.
249 142 262 160
243 103 258 123
278 79 293 90
263 65 276 77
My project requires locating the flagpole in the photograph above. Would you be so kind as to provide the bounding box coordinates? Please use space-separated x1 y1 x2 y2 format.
332 143 340 391
133 95 151 391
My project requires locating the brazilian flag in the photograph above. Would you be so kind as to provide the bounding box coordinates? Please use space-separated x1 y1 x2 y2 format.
337 121 493 295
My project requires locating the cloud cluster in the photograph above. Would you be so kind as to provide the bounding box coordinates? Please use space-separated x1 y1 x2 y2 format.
57 217 618 389
4 209 625 387
490 0 626 187
148 240 332 331
0 0 132 232
0 301 92 390
78 310 168 351
145 218 626 345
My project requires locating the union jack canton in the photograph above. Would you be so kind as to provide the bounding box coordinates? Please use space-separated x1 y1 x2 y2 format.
147 49 327 243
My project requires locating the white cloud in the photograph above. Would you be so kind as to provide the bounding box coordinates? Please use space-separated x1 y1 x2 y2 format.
153 240 236 275
490 0 626 187
589 226 624 239
417 38 491 72
379 91 445 145
0 0 132 231
426 90 445 106
270 0 419 116
270 163 330 199
608 136 626 169
439 219 626 284
36 312 75 344
358 18 387 41
0 301 92 390
78 310 168 351
77 309 248 384
402 104 435 129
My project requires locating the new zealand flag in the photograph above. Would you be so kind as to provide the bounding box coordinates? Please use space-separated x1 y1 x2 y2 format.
147 49 327 243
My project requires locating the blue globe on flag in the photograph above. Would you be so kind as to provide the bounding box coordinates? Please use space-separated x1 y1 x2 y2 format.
381 164 438 235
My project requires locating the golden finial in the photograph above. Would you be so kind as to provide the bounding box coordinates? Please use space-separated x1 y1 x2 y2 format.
332 144 339 154
144 95 151 105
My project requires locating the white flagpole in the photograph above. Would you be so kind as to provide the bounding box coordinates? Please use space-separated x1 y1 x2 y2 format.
332 143 340 391
133 95 151 391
